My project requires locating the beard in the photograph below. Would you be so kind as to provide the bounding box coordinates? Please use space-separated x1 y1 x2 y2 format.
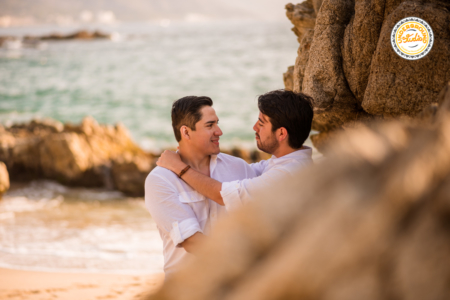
256 133 279 154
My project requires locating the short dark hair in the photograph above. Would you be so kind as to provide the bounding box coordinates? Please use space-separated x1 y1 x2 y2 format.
171 96 213 142
258 90 313 149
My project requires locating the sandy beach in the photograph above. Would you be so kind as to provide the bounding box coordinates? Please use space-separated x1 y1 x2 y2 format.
0 268 164 300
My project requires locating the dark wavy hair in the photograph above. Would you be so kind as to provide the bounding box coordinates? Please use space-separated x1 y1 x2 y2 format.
171 96 213 142
258 90 314 149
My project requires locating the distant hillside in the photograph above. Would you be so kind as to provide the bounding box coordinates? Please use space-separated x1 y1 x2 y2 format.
0 0 291 22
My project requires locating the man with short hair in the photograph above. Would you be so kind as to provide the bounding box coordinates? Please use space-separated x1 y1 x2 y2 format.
145 96 256 276
157 89 314 211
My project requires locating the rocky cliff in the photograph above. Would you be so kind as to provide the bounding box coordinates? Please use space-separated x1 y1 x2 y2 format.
284 0 450 151
144 80 450 300
0 117 155 196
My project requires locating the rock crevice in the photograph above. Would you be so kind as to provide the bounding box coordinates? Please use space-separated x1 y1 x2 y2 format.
285 0 450 151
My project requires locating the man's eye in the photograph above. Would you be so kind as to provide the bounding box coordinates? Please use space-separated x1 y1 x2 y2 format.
259 123 263 126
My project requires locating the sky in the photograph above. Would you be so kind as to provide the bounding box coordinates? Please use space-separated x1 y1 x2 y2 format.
0 0 295 25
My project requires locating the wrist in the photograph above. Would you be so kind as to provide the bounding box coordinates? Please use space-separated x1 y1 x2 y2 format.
173 161 188 174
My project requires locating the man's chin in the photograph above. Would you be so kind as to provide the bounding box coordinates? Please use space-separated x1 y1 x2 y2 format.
210 145 220 155
256 142 269 154
256 141 278 155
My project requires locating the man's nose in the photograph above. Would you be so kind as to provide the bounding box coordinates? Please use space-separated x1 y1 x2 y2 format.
215 125 223 136
253 121 258 132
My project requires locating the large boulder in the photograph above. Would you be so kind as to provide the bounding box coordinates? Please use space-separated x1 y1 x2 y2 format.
112 153 155 197
0 162 9 199
145 81 450 300
39 132 96 185
0 117 154 196
362 1 450 117
285 0 450 149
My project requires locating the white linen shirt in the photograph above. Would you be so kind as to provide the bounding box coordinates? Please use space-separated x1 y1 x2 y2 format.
220 146 313 211
145 153 256 275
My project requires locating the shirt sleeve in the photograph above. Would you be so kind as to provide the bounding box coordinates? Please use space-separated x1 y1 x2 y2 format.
249 159 268 176
145 173 202 247
220 164 295 212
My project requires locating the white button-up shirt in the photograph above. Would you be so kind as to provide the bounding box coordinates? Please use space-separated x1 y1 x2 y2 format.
145 153 256 275
220 146 313 211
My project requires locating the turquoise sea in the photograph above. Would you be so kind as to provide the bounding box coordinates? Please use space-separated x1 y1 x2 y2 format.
0 20 298 151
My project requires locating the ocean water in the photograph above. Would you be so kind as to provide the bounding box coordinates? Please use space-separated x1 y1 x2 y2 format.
0 181 164 274
0 20 302 274
0 20 299 151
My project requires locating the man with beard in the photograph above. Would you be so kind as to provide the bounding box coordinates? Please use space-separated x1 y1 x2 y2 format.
156 89 314 211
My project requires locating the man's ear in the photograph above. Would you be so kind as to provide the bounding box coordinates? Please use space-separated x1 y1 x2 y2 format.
277 127 289 142
180 126 190 140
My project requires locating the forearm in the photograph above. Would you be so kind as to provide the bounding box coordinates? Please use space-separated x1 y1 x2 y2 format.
182 168 224 205
181 232 206 254
156 150 225 205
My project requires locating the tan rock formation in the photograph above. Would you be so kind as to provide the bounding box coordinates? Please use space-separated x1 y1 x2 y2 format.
0 162 9 199
112 154 155 197
0 117 154 196
145 80 450 300
39 132 95 185
285 1 318 43
285 1 319 94
283 65 294 91
35 30 111 40
285 0 450 149
362 1 450 117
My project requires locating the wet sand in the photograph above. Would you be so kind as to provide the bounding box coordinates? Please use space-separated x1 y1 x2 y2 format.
0 268 164 300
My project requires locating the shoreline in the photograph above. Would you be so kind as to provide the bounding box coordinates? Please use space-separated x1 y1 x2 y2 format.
0 267 164 300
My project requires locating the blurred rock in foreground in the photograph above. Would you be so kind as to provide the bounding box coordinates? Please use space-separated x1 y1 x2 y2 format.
0 117 154 196
145 85 450 299
285 0 450 151
0 162 9 199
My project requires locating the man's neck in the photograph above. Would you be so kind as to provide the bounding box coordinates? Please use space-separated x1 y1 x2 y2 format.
272 145 305 158
178 145 211 175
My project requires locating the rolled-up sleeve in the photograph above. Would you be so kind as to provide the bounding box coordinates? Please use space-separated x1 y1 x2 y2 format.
145 173 202 246
220 180 242 211
169 218 202 247
220 165 294 212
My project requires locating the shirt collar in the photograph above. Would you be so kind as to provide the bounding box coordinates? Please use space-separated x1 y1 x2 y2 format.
209 153 222 175
176 150 222 175
270 146 313 161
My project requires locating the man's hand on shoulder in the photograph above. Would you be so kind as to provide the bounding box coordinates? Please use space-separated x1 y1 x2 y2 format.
157 150 187 174
157 150 224 205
